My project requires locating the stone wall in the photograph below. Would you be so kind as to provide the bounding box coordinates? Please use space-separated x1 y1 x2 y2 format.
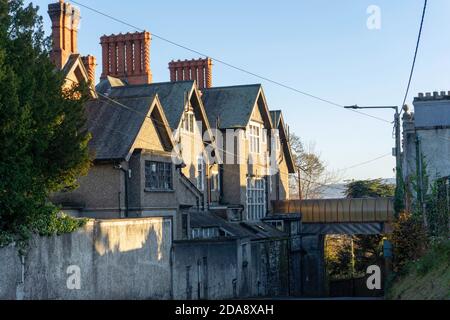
0 217 172 300
171 239 242 300
250 239 290 297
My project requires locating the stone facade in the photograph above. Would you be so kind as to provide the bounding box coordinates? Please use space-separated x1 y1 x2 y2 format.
402 92 450 205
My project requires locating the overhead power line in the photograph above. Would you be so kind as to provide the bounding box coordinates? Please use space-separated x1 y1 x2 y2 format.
65 77 392 186
70 0 391 124
400 0 428 114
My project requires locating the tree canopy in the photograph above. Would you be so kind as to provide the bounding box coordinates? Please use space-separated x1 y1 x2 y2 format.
0 0 91 247
345 178 395 198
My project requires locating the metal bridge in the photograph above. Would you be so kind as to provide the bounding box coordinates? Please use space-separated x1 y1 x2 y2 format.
272 198 395 235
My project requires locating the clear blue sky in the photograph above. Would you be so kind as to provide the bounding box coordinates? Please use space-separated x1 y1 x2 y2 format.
28 0 450 181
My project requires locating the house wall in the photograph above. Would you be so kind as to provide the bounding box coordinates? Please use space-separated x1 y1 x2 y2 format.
0 218 172 300
51 163 124 218
278 157 290 201
177 107 212 210
218 102 273 219
129 150 200 240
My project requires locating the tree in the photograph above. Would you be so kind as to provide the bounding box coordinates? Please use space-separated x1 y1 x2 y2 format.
0 0 91 248
345 178 395 198
289 133 338 199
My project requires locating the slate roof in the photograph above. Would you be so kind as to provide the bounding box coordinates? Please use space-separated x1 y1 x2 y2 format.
98 80 195 130
86 94 159 161
270 110 296 173
190 212 287 240
62 54 82 77
95 76 125 95
202 84 262 129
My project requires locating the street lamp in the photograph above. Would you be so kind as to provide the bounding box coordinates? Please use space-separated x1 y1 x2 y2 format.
344 105 401 190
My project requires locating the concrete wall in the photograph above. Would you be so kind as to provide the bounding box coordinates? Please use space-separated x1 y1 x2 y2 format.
250 239 290 297
0 218 172 300
172 236 299 300
172 239 242 300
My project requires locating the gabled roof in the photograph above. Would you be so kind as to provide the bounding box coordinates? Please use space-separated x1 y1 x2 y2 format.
62 53 97 98
270 110 282 128
105 81 197 130
202 84 271 129
86 93 173 161
270 110 296 173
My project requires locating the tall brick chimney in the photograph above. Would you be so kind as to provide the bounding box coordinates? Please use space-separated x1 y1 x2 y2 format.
48 0 80 70
169 58 213 90
82 55 97 84
100 31 152 85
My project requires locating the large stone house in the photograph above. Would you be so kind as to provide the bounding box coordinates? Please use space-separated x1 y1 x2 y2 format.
48 0 302 298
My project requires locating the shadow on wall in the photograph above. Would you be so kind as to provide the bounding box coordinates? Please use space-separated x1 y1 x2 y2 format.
0 218 172 300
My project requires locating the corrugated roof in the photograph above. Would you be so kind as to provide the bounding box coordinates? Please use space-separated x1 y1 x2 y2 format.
202 84 262 129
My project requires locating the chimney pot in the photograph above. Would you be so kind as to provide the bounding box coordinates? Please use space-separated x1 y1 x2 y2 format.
168 57 213 90
100 31 152 85
48 0 80 70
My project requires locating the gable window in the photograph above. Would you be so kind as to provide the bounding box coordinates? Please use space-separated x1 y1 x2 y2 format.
249 124 261 154
197 157 205 191
145 161 173 191
184 111 195 133
246 177 266 220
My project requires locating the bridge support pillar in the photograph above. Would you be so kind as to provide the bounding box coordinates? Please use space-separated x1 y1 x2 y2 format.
300 234 326 297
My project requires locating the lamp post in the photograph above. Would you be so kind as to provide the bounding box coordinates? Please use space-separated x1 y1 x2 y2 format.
344 105 401 192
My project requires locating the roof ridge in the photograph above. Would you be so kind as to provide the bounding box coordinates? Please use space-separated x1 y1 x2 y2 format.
203 84 262 91
115 80 195 89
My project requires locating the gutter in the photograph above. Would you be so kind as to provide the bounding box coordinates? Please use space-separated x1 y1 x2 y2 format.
114 163 130 218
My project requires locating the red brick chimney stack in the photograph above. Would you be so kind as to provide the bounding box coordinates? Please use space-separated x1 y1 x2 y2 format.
100 31 152 85
82 55 97 84
169 58 213 90
48 0 80 70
